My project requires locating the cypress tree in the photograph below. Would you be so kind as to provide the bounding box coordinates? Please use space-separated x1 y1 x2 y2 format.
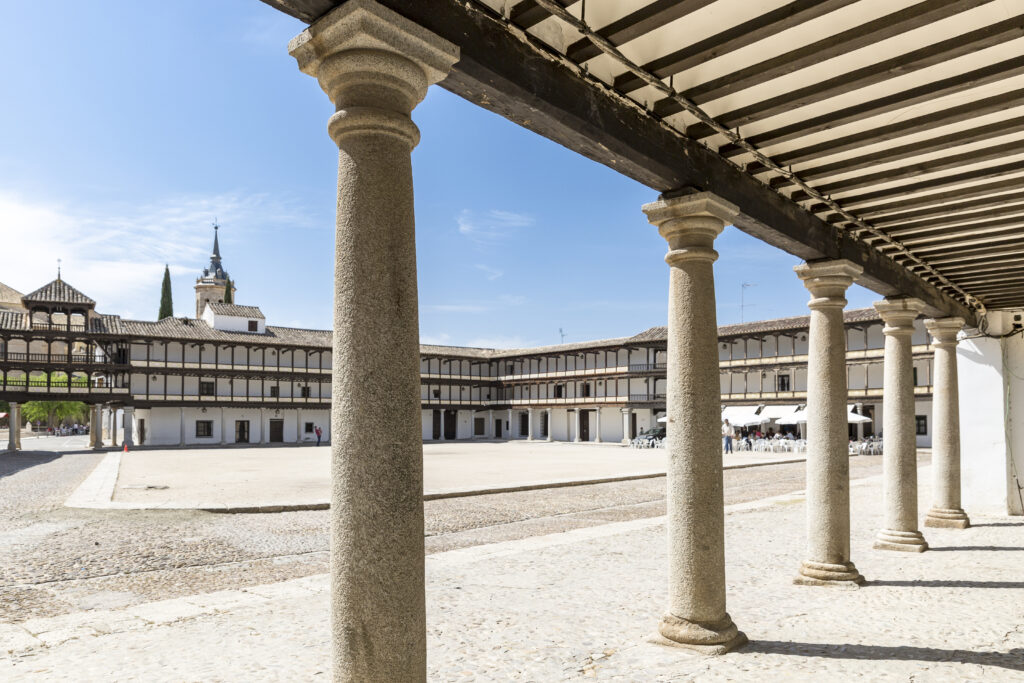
224 279 233 304
158 265 174 319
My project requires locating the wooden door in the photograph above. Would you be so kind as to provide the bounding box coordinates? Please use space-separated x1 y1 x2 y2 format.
580 410 590 442
432 410 442 440
494 419 502 438
269 419 284 443
443 410 457 440
235 420 249 443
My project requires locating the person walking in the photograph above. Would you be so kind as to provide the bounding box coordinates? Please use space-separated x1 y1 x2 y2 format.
314 425 322 447
722 418 735 454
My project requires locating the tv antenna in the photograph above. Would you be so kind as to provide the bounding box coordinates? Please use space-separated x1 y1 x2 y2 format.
740 282 757 323
559 328 567 343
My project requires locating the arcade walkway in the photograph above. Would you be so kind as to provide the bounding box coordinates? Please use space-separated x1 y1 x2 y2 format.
3 464 1021 681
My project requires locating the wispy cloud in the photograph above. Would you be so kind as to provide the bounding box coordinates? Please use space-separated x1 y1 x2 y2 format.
0 191 316 321
457 209 534 244
499 294 526 306
474 264 503 281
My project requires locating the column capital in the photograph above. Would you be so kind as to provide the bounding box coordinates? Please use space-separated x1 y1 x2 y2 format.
874 297 926 336
794 259 862 309
643 192 738 267
924 316 965 346
289 0 458 146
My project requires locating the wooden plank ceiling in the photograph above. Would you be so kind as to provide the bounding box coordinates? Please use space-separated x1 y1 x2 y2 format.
264 0 1024 315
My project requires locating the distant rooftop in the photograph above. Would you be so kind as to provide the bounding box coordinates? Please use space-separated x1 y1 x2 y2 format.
206 303 265 319
22 279 95 307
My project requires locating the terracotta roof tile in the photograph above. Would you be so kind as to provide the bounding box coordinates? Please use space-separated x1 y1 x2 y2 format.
22 279 95 306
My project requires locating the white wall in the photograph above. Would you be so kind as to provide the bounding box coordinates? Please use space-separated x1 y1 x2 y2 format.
132 407 329 447
958 310 1024 516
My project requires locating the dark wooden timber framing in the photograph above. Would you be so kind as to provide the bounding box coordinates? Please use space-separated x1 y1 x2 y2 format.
565 0 716 64
722 87 1024 162
615 0 850 96
766 116 1024 186
258 0 976 323
690 14 1024 140
651 0 993 116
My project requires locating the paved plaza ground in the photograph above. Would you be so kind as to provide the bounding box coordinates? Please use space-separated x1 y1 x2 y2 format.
65 440 802 510
2 439 1021 680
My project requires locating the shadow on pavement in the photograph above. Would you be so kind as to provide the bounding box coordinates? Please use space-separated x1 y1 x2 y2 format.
928 546 1024 552
0 451 63 479
868 579 1024 588
743 641 1024 672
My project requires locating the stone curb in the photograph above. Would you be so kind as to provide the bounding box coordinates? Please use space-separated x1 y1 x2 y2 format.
64 456 808 513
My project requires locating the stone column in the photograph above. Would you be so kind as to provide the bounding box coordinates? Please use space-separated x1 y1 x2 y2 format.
220 407 227 446
14 401 21 450
622 407 632 444
289 3 457 680
7 402 17 452
594 407 603 443
507 409 513 439
108 407 117 447
91 405 102 450
794 260 865 586
179 407 185 447
297 408 303 444
546 407 553 441
643 192 746 653
527 407 535 441
487 409 494 438
573 409 581 443
873 298 928 552
924 317 971 528
123 407 135 448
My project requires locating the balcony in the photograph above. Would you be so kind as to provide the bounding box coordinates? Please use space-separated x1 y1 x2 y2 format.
2 352 107 364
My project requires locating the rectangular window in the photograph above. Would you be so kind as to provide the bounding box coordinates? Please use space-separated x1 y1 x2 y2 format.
199 381 215 396
248 320 258 332
582 382 592 397
777 375 791 392
196 420 213 438
913 367 919 386
269 385 279 398
916 415 928 435
432 389 441 399
554 384 564 399
304 422 314 433
300 386 311 398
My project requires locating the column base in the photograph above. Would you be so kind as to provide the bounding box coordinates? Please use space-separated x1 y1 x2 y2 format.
655 613 747 655
794 560 864 587
873 529 928 552
924 507 971 529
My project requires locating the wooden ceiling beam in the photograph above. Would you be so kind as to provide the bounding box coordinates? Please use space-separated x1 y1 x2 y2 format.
771 115 1024 192
744 56 1024 163
690 14 1024 139
724 86 1024 162
650 0 991 115
811 175 1024 216
615 0 848 96
790 140 1024 202
868 194 1024 229
566 0 715 64
882 214 1024 241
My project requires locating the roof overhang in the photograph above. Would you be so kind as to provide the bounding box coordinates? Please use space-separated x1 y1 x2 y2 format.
262 0 1024 326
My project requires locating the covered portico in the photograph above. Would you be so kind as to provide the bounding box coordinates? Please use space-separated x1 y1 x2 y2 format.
261 0 1024 677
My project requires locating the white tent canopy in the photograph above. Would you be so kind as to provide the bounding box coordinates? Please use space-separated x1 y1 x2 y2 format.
778 409 871 425
721 405 764 428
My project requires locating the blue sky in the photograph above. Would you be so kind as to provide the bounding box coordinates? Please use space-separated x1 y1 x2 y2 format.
0 0 877 348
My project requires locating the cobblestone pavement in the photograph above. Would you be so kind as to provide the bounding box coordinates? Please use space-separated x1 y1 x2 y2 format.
0 439 905 628
1 463 1021 681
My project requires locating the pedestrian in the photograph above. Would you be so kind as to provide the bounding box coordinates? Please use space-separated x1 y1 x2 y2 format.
315 425 322 447
722 418 735 454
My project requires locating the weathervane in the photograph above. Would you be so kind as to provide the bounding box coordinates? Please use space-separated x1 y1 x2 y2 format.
57 258 62 280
